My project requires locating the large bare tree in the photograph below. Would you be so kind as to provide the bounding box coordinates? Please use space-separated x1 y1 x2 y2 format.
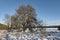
4 5 44 32
16 5 39 32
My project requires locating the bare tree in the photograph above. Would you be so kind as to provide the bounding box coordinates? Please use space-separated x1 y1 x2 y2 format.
4 5 44 32
16 5 41 32
10 14 23 32
4 14 11 32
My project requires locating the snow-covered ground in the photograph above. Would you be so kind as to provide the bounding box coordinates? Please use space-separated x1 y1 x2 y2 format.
0 30 60 40
0 32 47 40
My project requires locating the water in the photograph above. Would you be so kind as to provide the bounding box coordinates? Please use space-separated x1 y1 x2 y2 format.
54 32 60 37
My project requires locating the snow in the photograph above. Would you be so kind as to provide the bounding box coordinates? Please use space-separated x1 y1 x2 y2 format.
0 31 48 40
0 30 60 40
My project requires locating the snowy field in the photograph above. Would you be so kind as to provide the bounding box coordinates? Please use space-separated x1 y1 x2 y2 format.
0 30 60 40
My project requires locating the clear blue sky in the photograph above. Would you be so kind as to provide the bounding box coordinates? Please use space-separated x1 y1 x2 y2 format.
0 0 60 25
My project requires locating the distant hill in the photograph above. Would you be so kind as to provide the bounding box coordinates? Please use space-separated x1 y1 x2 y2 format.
0 23 7 30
